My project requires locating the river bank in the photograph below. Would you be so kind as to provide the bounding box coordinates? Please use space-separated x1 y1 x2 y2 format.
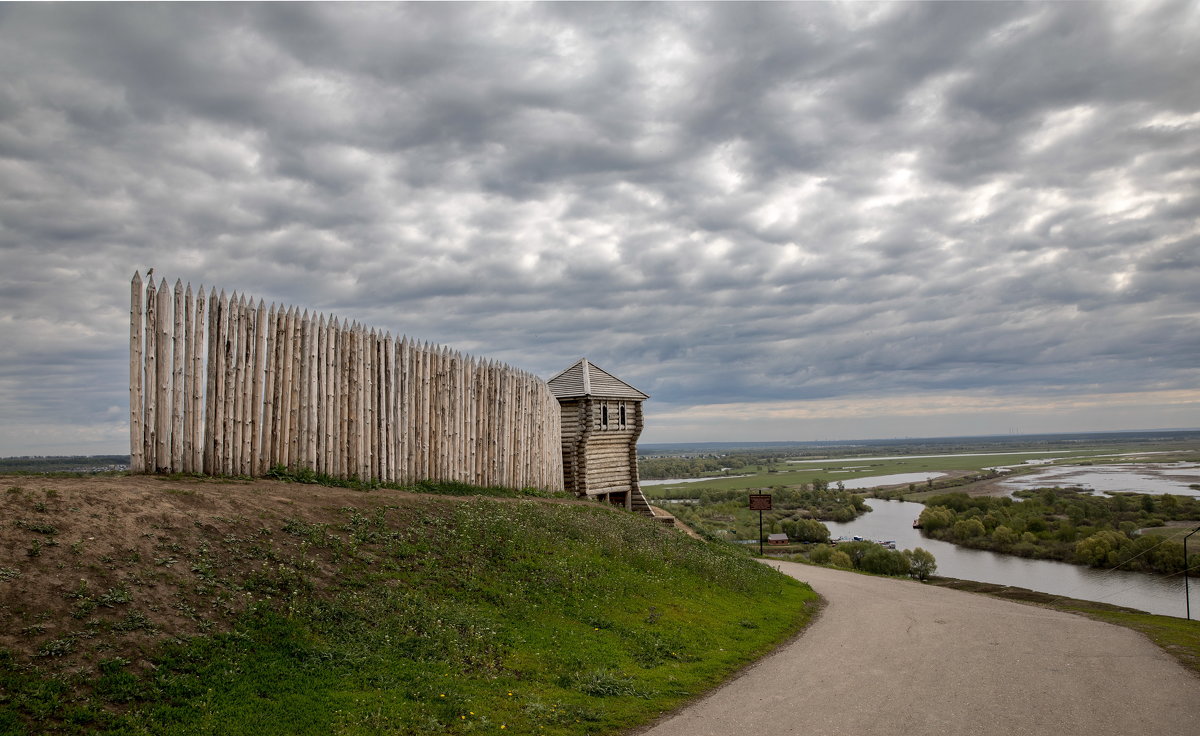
825 498 1200 617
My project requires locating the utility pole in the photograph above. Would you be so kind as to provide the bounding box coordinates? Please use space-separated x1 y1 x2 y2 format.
1185 526 1200 620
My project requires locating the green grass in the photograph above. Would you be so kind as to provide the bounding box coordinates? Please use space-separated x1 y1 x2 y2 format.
264 465 572 499
642 450 1118 496
0 493 816 735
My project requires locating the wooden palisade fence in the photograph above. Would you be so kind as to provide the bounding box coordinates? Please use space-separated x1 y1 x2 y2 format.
129 272 564 491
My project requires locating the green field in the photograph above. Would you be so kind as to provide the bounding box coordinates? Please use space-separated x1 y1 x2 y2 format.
642 450 1105 497
641 441 1200 499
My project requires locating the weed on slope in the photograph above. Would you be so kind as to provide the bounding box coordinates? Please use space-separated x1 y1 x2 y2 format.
0 478 816 735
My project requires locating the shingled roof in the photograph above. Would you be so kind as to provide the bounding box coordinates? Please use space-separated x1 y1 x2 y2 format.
547 358 649 400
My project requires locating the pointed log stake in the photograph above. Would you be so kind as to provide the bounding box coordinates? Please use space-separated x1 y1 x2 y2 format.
171 280 185 472
129 272 144 473
155 279 171 472
203 288 217 474
127 270 142 470
191 286 206 473
182 283 194 473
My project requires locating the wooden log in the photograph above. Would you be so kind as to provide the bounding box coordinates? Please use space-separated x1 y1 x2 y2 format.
431 347 442 481
213 292 228 474
287 307 301 470
191 286 206 473
315 314 326 475
351 321 359 479
129 273 144 473
235 298 248 475
382 333 393 482
366 330 376 481
261 304 276 472
203 288 219 474
171 280 185 473
456 352 466 482
219 292 235 475
324 314 333 475
144 277 157 472
250 299 267 475
296 311 309 470
463 356 473 484
338 321 350 477
328 316 338 476
398 336 412 482
356 325 367 479
155 279 171 472
181 283 193 473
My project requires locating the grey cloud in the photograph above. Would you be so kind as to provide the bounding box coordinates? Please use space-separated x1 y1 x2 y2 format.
1 2 1198 453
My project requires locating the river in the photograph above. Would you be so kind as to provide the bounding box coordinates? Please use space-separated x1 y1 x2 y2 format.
823 499 1199 618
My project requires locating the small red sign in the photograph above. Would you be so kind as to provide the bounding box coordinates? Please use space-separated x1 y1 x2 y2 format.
748 493 773 511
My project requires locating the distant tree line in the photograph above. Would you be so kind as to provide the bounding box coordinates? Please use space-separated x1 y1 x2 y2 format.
695 485 868 523
917 489 1200 576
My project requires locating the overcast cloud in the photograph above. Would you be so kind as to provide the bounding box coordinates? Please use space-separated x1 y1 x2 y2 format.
1 1 1198 454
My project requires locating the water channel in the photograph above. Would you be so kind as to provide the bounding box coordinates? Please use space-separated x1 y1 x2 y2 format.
822 499 1199 619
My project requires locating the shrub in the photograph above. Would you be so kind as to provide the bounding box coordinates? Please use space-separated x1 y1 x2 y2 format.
783 518 830 544
859 547 910 577
992 525 1018 545
829 550 853 568
808 544 833 564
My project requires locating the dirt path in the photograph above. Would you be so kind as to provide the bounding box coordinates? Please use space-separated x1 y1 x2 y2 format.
640 561 1200 736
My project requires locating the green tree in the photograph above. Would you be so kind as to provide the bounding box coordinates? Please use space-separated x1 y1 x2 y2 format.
783 518 831 544
992 525 1018 546
1075 530 1127 567
904 547 937 580
859 547 910 576
809 544 834 564
951 518 986 541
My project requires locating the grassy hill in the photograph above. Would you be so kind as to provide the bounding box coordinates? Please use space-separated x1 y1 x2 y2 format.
0 474 817 735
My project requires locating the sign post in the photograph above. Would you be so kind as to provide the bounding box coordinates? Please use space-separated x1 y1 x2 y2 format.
748 494 773 556
1185 526 1200 620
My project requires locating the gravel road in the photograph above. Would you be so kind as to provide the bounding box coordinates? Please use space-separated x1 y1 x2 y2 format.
639 561 1200 736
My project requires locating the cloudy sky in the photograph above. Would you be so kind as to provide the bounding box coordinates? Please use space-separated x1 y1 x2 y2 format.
2 2 1198 455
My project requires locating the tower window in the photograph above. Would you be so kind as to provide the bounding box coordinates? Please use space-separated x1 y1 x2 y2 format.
619 403 627 429
601 403 609 429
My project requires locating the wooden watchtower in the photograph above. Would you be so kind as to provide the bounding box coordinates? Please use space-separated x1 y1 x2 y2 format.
548 358 653 516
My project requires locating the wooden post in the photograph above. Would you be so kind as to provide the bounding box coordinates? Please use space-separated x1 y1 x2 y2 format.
155 279 171 472
315 314 327 475
144 278 157 472
286 307 300 470
191 286 206 474
203 288 218 474
297 311 310 471
383 333 394 482
223 294 235 475
171 280 185 472
233 298 245 475
366 329 376 480
309 310 321 471
330 318 342 477
129 272 144 473
181 283 193 473
397 337 409 482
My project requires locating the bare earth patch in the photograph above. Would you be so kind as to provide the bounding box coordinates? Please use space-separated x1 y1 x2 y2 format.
0 473 590 673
